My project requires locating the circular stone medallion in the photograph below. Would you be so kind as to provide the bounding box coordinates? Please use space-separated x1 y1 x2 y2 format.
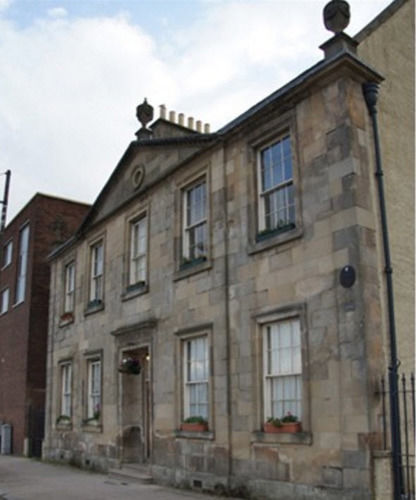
132 165 145 190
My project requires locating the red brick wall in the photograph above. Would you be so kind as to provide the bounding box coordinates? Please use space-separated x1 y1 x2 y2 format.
0 194 89 454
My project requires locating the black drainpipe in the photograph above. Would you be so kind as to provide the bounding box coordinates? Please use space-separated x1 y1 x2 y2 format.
362 82 403 500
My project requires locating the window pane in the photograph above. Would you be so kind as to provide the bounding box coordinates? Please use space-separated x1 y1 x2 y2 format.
259 137 295 232
129 217 147 285
282 136 292 180
185 337 209 419
188 223 206 260
0 289 9 314
271 141 283 186
187 182 206 226
16 226 30 303
3 241 12 267
264 319 302 420
261 149 273 190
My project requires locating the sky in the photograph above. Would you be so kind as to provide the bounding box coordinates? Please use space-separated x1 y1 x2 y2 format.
0 0 393 221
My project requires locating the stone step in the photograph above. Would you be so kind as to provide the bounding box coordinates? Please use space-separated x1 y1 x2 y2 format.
108 464 153 485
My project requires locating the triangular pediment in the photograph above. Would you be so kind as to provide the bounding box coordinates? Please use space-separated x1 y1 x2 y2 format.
80 134 215 233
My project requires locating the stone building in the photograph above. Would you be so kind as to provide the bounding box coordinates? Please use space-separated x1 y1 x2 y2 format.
43 1 414 498
0 193 90 456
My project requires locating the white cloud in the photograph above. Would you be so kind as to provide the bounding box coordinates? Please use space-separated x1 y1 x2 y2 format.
0 0 393 220
47 7 68 19
0 0 11 11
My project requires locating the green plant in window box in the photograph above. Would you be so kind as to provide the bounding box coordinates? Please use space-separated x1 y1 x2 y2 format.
264 413 302 433
83 404 101 425
118 356 141 375
180 255 207 269
56 415 71 425
87 299 103 309
126 281 146 293
181 416 208 432
256 221 296 242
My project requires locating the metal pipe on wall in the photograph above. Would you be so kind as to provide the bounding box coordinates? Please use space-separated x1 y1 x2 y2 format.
362 82 403 500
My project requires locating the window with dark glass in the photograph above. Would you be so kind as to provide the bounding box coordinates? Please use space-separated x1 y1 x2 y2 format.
258 136 295 234
182 180 207 262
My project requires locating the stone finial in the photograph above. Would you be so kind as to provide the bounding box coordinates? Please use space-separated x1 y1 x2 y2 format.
323 0 350 34
136 98 153 129
135 98 154 140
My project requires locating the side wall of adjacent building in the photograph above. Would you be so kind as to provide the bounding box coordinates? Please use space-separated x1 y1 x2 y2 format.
357 0 415 372
0 195 89 455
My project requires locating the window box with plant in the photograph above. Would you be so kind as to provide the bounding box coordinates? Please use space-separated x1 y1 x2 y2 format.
56 415 72 427
181 416 208 433
83 404 101 425
256 221 296 242
87 298 103 309
180 254 207 270
126 281 146 294
264 413 302 433
60 311 74 323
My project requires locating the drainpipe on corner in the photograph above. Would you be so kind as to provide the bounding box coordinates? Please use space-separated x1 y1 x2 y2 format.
362 82 403 500
221 141 234 487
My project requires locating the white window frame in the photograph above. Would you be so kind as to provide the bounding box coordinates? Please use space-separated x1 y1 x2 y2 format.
15 224 30 304
2 240 12 269
129 215 147 286
0 288 10 315
183 335 209 420
60 362 72 417
89 241 104 303
182 179 207 262
87 359 101 419
257 136 295 233
263 318 302 421
64 261 75 313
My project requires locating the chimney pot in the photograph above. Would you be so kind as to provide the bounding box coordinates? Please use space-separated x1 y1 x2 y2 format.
178 113 185 126
187 117 194 129
204 123 210 133
196 120 202 133
159 104 167 119
169 110 176 123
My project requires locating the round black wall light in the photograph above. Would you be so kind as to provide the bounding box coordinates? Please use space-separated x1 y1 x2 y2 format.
340 265 356 288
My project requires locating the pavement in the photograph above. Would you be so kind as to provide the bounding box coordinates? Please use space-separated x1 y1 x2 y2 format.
0 456 226 500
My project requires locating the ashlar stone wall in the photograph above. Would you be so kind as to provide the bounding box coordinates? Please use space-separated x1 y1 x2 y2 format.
44 59 387 499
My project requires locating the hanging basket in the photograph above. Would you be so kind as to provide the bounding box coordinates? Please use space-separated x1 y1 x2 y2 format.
118 357 141 375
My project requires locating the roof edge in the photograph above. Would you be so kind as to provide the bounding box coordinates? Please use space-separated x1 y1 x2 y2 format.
355 0 410 42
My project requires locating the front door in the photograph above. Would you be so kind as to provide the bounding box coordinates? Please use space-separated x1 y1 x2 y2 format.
120 346 151 463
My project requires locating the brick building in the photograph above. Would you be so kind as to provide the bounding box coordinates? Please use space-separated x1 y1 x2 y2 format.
0 193 90 456
43 1 414 499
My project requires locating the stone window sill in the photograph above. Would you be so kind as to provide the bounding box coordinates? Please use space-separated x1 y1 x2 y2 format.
248 226 303 255
59 314 74 327
251 430 312 445
82 422 102 433
56 422 73 431
175 429 214 440
121 283 149 301
84 301 104 316
173 258 212 282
